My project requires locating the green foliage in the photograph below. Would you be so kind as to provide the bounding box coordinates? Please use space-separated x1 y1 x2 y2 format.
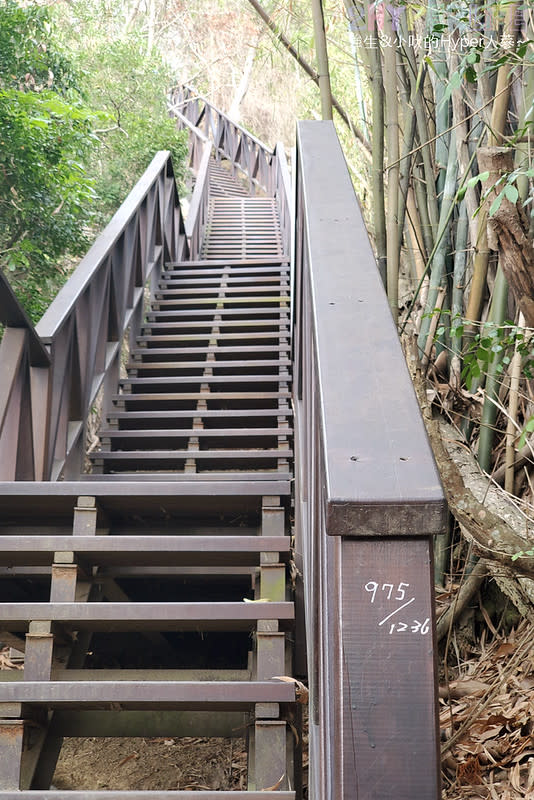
484 166 534 217
0 0 188 322
518 416 534 449
448 319 534 386
70 37 188 217
0 0 98 320
511 548 534 562
0 0 80 94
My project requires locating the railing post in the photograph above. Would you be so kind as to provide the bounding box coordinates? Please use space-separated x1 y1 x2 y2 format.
33 151 187 480
293 120 447 800
0 272 51 480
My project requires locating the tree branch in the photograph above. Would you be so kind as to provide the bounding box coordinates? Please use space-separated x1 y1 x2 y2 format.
244 0 371 157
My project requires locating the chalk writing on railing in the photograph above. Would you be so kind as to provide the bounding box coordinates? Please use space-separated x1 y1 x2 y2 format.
364 581 430 635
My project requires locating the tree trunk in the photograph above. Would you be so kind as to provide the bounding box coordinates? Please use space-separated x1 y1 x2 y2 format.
478 147 534 328
310 0 333 120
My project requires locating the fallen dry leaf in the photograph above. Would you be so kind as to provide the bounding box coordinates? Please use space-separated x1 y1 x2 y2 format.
496 642 517 657
261 774 284 791
272 676 309 704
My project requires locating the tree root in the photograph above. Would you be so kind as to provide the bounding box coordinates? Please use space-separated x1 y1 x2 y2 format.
436 558 488 643
405 354 534 627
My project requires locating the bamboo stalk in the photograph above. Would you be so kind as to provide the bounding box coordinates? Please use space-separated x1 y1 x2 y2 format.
515 21 534 202
448 44 478 247
412 155 434 259
310 0 333 119
450 203 469 391
404 56 440 239
244 0 371 155
397 98 416 270
465 3 521 326
505 313 525 494
488 3 522 146
346 14 369 140
366 24 387 286
421 287 446 372
417 132 458 355
383 10 400 317
406 186 427 272
478 268 509 472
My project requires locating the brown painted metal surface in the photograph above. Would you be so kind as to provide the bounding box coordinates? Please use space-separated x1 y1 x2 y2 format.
0 681 295 709
0 536 290 566
0 793 296 799
294 121 446 538
0 602 294 632
0 89 295 794
0 88 447 800
89 189 292 478
293 121 446 799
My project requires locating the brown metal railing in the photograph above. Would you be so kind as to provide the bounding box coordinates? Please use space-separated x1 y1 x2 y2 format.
170 85 274 195
0 151 186 481
0 272 51 480
0 88 292 482
293 120 447 800
169 85 291 260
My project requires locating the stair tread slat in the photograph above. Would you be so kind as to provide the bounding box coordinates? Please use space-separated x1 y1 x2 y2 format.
0 680 295 707
0 792 295 799
0 602 294 631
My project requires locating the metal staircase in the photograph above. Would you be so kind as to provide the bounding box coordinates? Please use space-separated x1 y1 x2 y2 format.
0 87 447 799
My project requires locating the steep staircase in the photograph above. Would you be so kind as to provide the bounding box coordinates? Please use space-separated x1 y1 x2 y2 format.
0 88 446 800
0 159 299 797
89 193 290 479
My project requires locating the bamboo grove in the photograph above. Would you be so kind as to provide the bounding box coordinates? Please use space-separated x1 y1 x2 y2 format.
323 1 534 507
243 0 534 592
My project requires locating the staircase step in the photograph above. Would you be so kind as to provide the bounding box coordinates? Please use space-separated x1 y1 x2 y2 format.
119 377 288 391
0 535 290 566
105 410 290 428
166 258 289 267
152 298 288 308
0 680 295 709
146 308 286 319
82 472 292 482
154 286 285 298
0 669 251 682
135 340 286 353
0 602 294 632
129 346 290 359
160 272 286 285
98 430 292 449
0 793 295 799
141 321 285 331
90 450 291 472
112 389 289 400
110 392 289 412
125 362 290 377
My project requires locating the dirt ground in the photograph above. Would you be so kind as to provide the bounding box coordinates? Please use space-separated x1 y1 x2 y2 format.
53 736 247 791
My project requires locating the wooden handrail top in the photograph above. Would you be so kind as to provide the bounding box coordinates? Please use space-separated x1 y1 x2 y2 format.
295 121 446 536
0 271 50 366
174 86 274 157
36 150 173 342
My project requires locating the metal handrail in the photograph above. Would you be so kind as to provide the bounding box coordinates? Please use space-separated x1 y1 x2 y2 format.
170 84 291 257
0 151 187 481
185 141 212 259
172 84 274 156
170 85 275 197
0 271 50 367
293 120 446 799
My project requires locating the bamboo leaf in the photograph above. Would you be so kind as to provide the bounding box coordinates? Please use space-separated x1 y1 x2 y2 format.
489 190 505 216
518 416 534 449
504 184 518 204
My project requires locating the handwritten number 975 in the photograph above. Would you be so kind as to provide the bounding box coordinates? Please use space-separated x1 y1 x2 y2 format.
364 580 410 604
